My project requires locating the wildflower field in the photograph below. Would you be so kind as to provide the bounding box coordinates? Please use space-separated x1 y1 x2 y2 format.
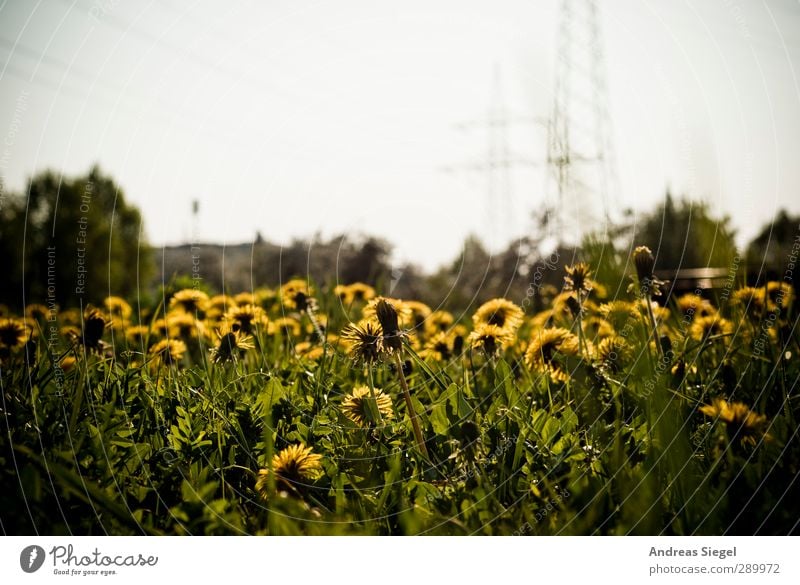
1 247 798 535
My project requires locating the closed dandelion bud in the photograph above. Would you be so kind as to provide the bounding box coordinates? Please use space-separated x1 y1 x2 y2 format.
565 295 582 318
633 245 655 283
376 298 402 351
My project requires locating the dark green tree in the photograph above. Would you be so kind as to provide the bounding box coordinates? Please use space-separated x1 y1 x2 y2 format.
746 209 800 278
631 192 738 270
0 166 154 309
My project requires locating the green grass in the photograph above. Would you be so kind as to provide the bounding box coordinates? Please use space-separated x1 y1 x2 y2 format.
1 282 798 535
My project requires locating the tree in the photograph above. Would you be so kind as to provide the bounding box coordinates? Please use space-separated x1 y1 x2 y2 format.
630 192 738 270
746 209 800 279
0 166 154 309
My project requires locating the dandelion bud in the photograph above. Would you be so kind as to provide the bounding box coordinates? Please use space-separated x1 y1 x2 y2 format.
633 245 655 284
376 298 402 351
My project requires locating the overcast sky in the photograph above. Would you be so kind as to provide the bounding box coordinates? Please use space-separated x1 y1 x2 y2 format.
1 0 799 270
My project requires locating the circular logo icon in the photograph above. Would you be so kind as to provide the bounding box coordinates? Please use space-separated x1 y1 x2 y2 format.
20 545 46 573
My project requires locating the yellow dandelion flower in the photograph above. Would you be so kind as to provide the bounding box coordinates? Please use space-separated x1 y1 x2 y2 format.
404 300 432 330
0 318 30 350
59 355 77 372
564 262 594 294
468 323 515 355
25 303 49 322
148 338 186 367
210 326 254 364
421 331 456 361
675 293 717 321
598 300 636 331
424 310 455 336
766 281 794 310
58 308 81 325
269 317 302 338
341 385 394 427
595 335 631 373
255 444 322 497
169 289 209 314
205 294 236 321
233 292 256 306
224 304 268 335
103 296 132 320
582 316 614 340
280 279 313 311
472 298 524 333
166 312 206 339
524 327 580 382
636 299 670 323
150 318 169 338
294 341 325 361
689 315 733 341
125 325 151 347
341 320 384 364
732 286 768 318
335 282 376 305
699 398 768 446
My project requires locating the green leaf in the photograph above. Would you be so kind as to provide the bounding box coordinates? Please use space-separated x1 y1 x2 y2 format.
257 378 287 413
430 401 450 436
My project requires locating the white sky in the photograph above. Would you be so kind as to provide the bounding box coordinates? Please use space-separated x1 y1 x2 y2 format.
1 0 799 270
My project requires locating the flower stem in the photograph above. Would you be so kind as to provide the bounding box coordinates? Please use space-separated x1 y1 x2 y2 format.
394 352 429 459
366 366 383 424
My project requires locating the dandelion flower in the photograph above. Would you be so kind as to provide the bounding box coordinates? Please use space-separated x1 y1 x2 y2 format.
341 385 394 427
294 341 324 361
472 298 524 333
699 398 768 446
766 281 794 310
525 328 580 382
732 287 768 318
103 296 132 321
468 323 514 356
233 292 256 306
148 338 187 367
582 316 614 340
421 331 455 361
0 318 29 350
255 444 322 497
341 320 384 364
224 304 267 335
280 279 313 311
335 282 376 305
424 310 455 336
169 289 209 314
167 312 206 339
25 303 49 322
598 301 636 331
268 317 301 338
564 262 594 294
689 315 733 341
125 325 150 347
595 335 631 373
210 327 254 364
675 293 717 321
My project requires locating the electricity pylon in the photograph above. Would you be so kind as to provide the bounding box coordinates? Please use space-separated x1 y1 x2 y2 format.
543 0 619 246
442 66 538 251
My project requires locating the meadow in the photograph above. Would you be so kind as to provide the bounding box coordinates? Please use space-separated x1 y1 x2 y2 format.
1 246 798 535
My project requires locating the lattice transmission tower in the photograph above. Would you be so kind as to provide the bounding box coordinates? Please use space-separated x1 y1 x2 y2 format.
543 0 619 246
442 66 538 251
